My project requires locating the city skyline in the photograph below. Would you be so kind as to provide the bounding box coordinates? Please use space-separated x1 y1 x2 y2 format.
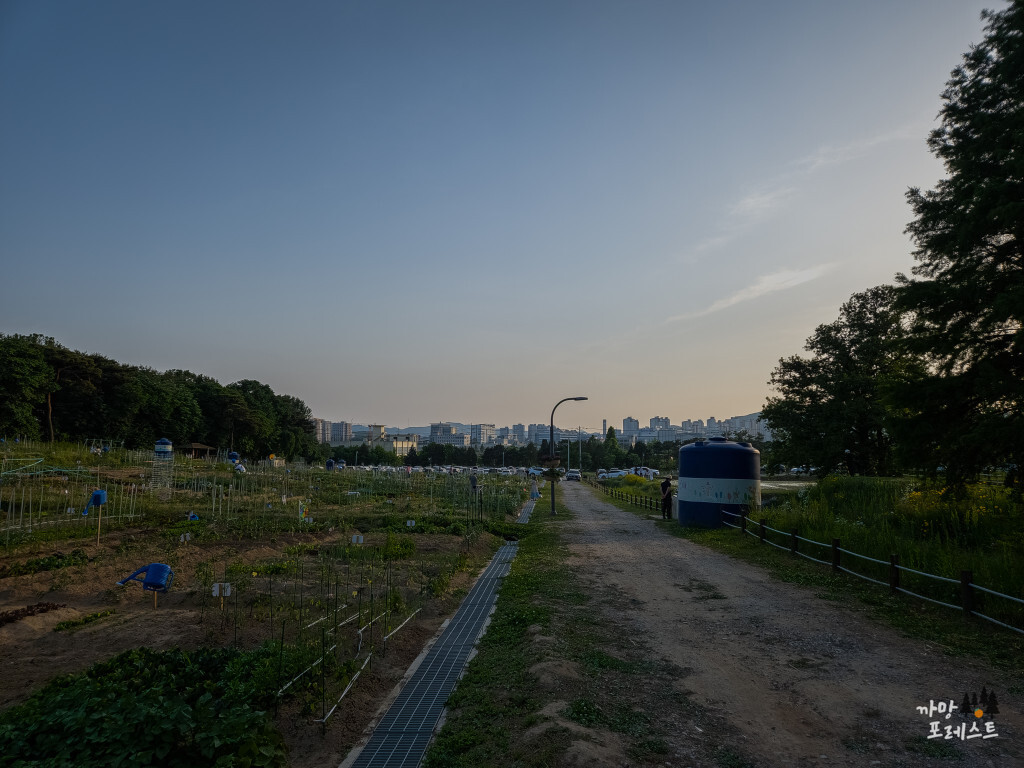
311 411 767 441
0 1 998 428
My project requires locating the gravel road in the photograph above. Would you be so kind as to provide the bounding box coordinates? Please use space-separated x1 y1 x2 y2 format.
556 481 1023 767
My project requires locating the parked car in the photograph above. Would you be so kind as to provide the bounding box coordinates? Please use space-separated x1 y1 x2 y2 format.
565 470 581 481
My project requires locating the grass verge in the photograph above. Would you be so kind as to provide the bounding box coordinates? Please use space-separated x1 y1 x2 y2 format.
423 490 752 767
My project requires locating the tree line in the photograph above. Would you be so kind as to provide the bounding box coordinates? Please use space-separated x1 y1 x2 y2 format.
0 334 318 460
761 3 1023 491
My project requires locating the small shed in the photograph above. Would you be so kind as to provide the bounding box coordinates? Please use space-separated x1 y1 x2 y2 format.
190 443 216 459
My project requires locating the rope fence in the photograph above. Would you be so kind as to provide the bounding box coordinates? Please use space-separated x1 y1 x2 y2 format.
718 507 1023 636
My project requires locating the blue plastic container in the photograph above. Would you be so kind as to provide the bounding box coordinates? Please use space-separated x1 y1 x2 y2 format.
154 438 173 459
117 562 175 593
677 437 760 528
142 563 174 592
89 489 107 507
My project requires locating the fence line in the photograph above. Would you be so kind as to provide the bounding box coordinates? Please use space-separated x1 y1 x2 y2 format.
591 479 1022 636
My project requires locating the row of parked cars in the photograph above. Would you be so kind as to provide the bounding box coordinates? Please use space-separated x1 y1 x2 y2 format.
596 466 660 480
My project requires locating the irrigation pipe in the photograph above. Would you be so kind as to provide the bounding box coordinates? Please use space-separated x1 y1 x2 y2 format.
278 612 359 695
384 608 421 641
305 603 350 630
356 610 388 653
316 653 373 723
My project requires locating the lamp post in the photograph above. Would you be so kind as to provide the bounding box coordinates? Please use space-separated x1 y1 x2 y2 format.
550 396 588 515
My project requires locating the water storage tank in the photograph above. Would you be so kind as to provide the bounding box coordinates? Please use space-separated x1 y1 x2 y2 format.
677 437 760 528
154 438 173 458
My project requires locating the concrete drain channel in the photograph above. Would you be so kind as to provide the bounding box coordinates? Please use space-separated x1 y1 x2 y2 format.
345 500 534 767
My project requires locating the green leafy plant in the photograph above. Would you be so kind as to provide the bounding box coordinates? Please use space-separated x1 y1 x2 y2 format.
0 646 287 767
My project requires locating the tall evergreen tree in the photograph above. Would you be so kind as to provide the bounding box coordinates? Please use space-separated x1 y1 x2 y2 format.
896 2 1024 486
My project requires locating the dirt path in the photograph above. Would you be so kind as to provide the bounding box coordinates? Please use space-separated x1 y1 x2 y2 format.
557 481 1023 767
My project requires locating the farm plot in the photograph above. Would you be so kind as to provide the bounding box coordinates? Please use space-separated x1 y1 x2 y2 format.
0 445 527 767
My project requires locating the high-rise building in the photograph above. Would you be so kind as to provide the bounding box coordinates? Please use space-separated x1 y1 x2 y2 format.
527 423 549 446
650 416 670 430
429 423 469 446
512 424 526 444
330 421 353 444
622 417 639 436
313 418 332 444
470 424 496 447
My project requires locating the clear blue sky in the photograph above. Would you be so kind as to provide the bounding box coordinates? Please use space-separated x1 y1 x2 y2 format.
0 0 999 431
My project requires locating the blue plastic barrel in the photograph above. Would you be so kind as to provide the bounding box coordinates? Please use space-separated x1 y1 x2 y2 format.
677 437 760 528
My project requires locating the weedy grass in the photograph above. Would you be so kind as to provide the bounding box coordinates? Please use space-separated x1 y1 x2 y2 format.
753 476 1024 630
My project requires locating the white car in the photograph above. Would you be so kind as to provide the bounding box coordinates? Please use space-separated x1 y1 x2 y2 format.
565 470 582 481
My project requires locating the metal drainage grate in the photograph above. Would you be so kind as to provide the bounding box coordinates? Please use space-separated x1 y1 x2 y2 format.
517 499 535 523
349 541 519 768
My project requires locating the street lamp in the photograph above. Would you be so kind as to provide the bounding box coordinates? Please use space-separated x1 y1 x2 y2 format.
550 396 588 515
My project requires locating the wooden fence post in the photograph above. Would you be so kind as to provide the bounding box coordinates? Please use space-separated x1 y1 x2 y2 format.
961 570 974 617
740 514 747 535
759 519 766 544
889 554 900 593
831 539 840 572
789 529 798 555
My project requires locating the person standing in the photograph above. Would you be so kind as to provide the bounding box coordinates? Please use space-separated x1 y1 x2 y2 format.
530 476 540 500
470 470 478 495
660 476 673 520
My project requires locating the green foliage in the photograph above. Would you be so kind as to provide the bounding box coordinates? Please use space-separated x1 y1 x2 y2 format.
0 334 53 439
0 647 287 767
53 610 115 632
762 286 923 476
3 549 88 577
894 3 1024 487
0 335 319 460
760 476 1024 626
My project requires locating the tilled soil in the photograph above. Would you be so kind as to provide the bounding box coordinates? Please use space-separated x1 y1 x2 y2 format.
556 481 1023 767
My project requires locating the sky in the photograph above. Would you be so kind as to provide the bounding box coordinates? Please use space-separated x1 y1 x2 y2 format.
0 0 1002 433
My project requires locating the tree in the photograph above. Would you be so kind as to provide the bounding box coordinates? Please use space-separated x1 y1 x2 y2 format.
762 286 924 476
896 2 1024 487
0 334 52 439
